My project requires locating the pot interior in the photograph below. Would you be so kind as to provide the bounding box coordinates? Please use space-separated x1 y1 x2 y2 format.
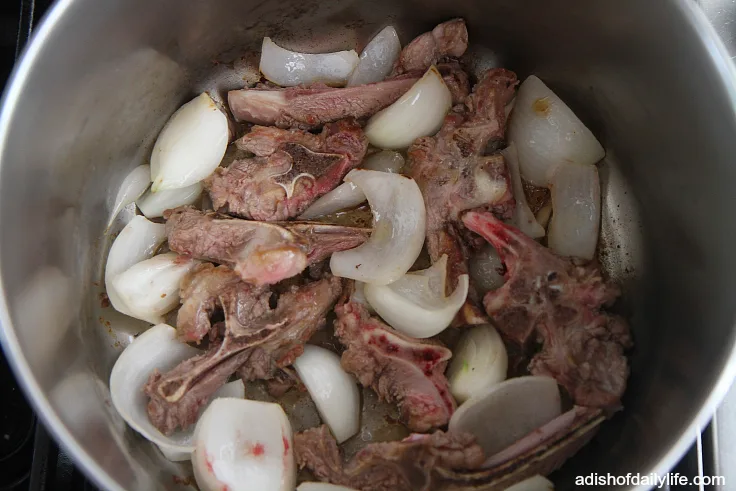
2 0 736 489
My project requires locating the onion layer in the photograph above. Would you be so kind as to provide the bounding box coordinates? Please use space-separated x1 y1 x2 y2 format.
347 26 401 87
299 151 404 219
446 324 508 403
509 75 604 187
260 37 359 87
365 66 451 149
137 182 203 218
105 216 167 318
107 165 150 228
293 345 360 443
109 324 245 462
502 144 544 238
330 170 426 285
192 398 295 491
448 376 561 457
363 255 468 338
547 163 600 260
151 92 229 192
468 244 505 295
111 252 199 324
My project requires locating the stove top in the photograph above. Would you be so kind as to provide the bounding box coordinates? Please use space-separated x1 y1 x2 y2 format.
0 1 733 490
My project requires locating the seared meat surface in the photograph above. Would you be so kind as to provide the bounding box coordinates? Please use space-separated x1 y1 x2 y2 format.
295 425 483 491
406 68 518 324
207 118 368 221
462 211 631 409
392 19 469 75
228 67 469 130
229 76 418 129
177 263 271 344
166 207 368 285
334 297 455 432
145 275 342 434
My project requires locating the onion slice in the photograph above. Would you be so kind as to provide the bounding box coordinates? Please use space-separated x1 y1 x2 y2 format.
111 252 199 324
293 345 360 443
299 151 404 219
506 476 555 491
105 216 167 318
509 75 604 187
260 37 359 87
448 376 561 457
365 66 451 149
468 244 505 295
110 324 244 462
151 92 229 192
502 144 544 238
298 484 359 491
363 255 468 338
347 26 401 87
192 398 295 491
547 163 600 260
446 324 508 403
330 170 426 285
107 165 151 229
137 182 203 218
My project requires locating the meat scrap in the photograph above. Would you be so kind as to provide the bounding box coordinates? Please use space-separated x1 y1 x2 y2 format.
207 118 368 221
406 68 518 325
166 207 369 285
334 297 455 432
145 275 342 435
392 19 469 75
228 67 469 130
177 263 271 344
462 211 632 409
295 425 484 491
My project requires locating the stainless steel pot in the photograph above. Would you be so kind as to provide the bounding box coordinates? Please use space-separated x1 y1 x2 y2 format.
1 0 736 489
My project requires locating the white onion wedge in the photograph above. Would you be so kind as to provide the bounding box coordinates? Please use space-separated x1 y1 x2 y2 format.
110 324 245 462
365 66 452 149
330 170 425 285
192 398 295 491
350 281 375 313
105 216 167 318
293 345 360 443
150 92 228 192
536 203 552 229
506 476 555 491
299 151 404 219
347 26 401 87
298 484 359 491
299 182 363 220
502 144 544 239
137 182 203 218
448 376 561 457
111 252 199 324
509 75 605 187
362 150 406 173
363 255 468 338
260 37 359 87
547 163 600 260
446 324 508 403
468 244 505 295
107 164 150 229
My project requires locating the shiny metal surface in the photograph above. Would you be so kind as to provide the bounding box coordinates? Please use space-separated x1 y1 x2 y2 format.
1 0 736 489
699 1 736 488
